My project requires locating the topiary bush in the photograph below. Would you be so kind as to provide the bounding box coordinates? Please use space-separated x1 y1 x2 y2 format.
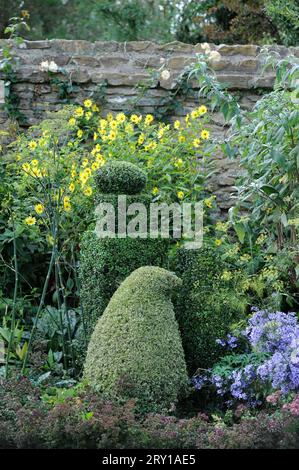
84 266 188 413
95 160 147 195
79 236 167 336
175 246 248 373
79 161 169 352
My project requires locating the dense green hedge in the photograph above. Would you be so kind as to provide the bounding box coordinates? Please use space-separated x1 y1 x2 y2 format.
84 266 188 413
175 246 247 373
79 233 168 338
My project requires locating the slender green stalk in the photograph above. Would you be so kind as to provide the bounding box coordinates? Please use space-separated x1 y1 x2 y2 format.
56 254 75 370
5 216 19 378
54 259 68 370
21 239 56 375
71 246 88 349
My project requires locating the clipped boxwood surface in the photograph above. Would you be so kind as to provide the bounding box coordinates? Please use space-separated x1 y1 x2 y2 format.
84 266 188 413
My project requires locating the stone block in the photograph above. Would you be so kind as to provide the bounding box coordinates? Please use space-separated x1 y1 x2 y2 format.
249 75 275 88
235 58 259 71
216 73 251 89
125 41 154 52
68 68 91 83
24 40 51 49
95 55 130 67
217 44 259 56
90 70 155 86
70 56 100 67
94 41 119 53
167 56 196 69
157 41 194 53
50 39 94 54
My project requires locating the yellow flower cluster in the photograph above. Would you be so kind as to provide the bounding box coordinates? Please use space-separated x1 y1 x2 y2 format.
226 244 240 257
203 196 215 209
215 221 229 232
22 160 44 179
19 98 214 231
63 196 71 212
260 267 279 281
25 216 36 226
34 204 44 215
174 158 184 169
256 233 267 245
240 254 251 262
221 270 233 281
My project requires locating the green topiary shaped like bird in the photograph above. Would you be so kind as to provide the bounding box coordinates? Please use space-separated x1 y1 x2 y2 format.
84 266 188 413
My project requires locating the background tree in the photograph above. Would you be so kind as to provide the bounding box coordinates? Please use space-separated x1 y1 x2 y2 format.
0 0 178 42
0 0 298 45
175 0 281 45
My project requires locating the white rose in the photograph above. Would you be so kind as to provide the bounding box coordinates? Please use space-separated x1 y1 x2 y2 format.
201 42 211 54
48 60 59 73
208 50 221 63
161 69 170 81
39 60 49 72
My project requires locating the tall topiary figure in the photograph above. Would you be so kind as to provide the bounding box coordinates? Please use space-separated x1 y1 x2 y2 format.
84 266 188 412
79 161 168 348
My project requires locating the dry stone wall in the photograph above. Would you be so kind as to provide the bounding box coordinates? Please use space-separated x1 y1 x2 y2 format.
1 40 298 210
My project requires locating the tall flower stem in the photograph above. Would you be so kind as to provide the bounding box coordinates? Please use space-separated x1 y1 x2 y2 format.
21 235 56 375
5 216 18 378
71 246 88 349
56 254 75 370
54 258 68 370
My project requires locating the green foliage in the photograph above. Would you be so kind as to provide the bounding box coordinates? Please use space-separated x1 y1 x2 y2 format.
176 0 298 46
95 161 147 195
175 246 248 373
229 89 299 244
1 1 298 46
190 50 299 309
1 377 299 449
84 266 188 413
0 11 29 124
225 52 299 307
71 104 215 205
188 53 241 123
1 101 214 377
0 1 177 43
0 106 97 376
35 305 81 371
79 233 168 340
265 0 299 46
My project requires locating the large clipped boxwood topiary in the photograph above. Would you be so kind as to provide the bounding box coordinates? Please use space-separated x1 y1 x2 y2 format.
175 246 248 373
84 266 188 412
78 161 168 354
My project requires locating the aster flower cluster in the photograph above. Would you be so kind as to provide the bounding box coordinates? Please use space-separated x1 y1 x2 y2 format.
193 308 299 406
216 333 238 350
